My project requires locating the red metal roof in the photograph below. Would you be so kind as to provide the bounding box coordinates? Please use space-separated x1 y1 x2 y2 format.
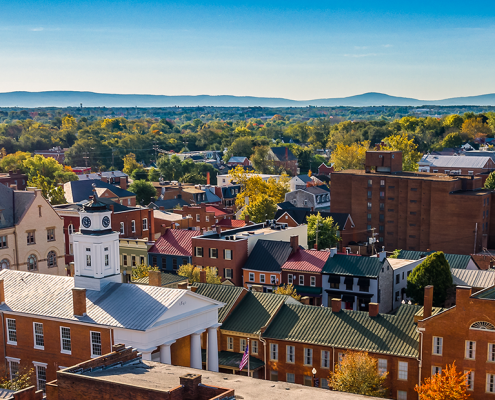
206 206 227 216
216 219 246 228
281 249 331 273
148 229 201 256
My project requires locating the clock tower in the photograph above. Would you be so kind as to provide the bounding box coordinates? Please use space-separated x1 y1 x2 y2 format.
72 187 121 290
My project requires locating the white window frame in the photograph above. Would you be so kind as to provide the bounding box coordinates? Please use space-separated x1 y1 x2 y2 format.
397 391 407 400
270 275 277 285
68 224 74 234
225 268 233 279
33 362 47 392
252 340 258 355
224 249 232 260
432 336 443 356
321 350 330 369
398 361 408 380
6 318 17 345
195 247 203 257
304 348 313 366
196 214 201 222
142 218 148 231
6 357 20 381
286 373 295 383
270 343 278 361
488 373 495 393
489 343 495 362
287 274 293 284
131 220 136 233
205 216 209 222
465 340 476 360
240 338 247 352
378 359 387 376
286 345 295 363
120 222 124 235
260 274 265 283
432 366 442 376
209 248 218 259
299 275 304 285
249 272 254 282
465 370 474 391
33 322 44 350
90 331 102 358
227 337 234 351
60 326 71 355
310 276 316 287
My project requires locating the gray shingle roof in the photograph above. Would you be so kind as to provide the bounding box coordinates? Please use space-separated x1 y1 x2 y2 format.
0 184 36 227
242 240 293 272
268 147 297 162
263 303 421 358
64 179 135 203
0 270 220 331
149 198 190 211
322 255 384 278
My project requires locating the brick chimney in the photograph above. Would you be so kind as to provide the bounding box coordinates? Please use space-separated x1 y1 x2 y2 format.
423 285 433 319
72 288 87 316
149 270 161 287
120 176 127 190
200 270 207 284
301 296 310 305
244 214 250 224
109 204 114 212
368 303 379 317
456 285 472 307
290 235 299 254
178 282 188 290
101 176 108 183
0 279 5 304
180 374 202 400
216 226 222 235
190 286 198 292
331 298 341 313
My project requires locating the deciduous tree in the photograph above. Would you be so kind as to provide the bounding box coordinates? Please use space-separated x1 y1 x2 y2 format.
122 153 141 176
442 132 463 149
382 132 422 171
307 213 340 250
415 362 470 400
128 180 157 205
485 171 495 190
330 141 370 171
131 264 159 280
0 366 34 391
274 284 301 301
461 118 492 141
178 264 221 284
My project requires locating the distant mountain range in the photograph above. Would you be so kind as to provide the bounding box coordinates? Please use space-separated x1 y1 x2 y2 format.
1 91 495 108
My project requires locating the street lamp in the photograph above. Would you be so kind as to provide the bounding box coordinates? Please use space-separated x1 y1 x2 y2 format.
312 367 317 387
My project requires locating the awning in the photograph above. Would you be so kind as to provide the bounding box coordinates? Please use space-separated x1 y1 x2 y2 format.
201 349 264 371
357 277 370 287
293 285 322 296
344 276 354 285
328 274 341 284
356 293 374 300
342 294 355 303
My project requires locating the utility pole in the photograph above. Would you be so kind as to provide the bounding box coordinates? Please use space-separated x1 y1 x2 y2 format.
111 148 115 168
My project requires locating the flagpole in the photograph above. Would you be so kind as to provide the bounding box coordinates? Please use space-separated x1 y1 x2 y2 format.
247 338 250 377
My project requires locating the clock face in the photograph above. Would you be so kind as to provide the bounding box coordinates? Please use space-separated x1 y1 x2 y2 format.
102 216 110 228
82 216 91 229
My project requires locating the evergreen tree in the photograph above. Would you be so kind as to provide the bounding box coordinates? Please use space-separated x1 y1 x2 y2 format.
485 171 495 190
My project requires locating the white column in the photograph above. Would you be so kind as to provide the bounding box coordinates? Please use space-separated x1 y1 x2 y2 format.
141 351 153 361
160 340 175 364
207 326 219 372
190 330 204 369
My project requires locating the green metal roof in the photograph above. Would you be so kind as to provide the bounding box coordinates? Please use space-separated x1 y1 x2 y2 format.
397 250 472 270
293 285 322 295
414 306 445 319
221 292 296 335
262 303 421 358
192 283 246 322
201 349 264 370
322 255 383 278
472 286 495 299
133 272 187 287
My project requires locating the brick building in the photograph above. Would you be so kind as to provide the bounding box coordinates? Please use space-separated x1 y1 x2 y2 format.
154 183 222 205
331 150 493 255
174 204 234 231
267 147 299 176
0 170 28 190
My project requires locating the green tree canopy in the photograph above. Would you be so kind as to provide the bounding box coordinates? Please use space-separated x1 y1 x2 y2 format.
406 252 453 306
307 213 340 250
178 264 221 284
240 193 278 223
442 132 463 149
128 180 157 205
23 154 77 185
485 171 495 190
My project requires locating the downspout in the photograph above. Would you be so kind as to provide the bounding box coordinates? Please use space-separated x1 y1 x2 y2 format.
417 327 425 396
0 312 6 371
13 190 19 269
259 331 267 380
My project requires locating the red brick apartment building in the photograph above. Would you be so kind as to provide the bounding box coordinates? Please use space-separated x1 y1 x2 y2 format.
174 204 234 231
331 150 493 255
0 170 28 190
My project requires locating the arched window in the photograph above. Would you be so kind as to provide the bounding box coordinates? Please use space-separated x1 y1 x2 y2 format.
27 254 37 271
68 224 74 234
470 321 495 331
0 259 9 270
47 251 57 268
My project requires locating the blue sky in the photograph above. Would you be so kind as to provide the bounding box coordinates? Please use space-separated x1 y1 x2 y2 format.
1 0 494 100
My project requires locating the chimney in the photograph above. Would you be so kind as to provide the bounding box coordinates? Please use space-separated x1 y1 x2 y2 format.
178 282 188 290
244 214 250 224
423 285 433 319
216 226 222 235
200 270 207 283
301 296 310 305
490 260 494 269
0 279 5 304
456 285 472 307
379 250 386 262
290 235 299 254
330 247 337 257
331 298 341 312
101 176 108 183
120 176 127 190
190 286 198 292
368 303 379 317
148 208 155 241
72 288 87 316
207 171 210 185
109 204 114 212
149 270 162 287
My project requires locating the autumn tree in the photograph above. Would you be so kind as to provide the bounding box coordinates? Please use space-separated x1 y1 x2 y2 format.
240 193 278 222
178 264 221 284
443 114 464 130
27 173 67 205
330 141 370 171
0 366 34 391
406 252 453 306
122 153 141 176
330 351 388 397
485 171 495 190
274 284 301 301
307 213 340 250
23 154 77 185
415 362 470 400
131 264 159 280
0 151 31 173
461 118 492 141
442 132 463 149
382 132 422 171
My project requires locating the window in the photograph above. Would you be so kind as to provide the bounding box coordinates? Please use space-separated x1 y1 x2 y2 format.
196 214 200 222
34 322 44 349
304 348 313 366
27 254 37 271
299 275 304 285
270 343 278 361
252 340 258 354
367 190 372 198
288 274 293 284
27 231 35 245
91 331 102 357
7 359 19 380
368 179 372 187
286 373 295 383
210 248 218 258
224 268 232 279
61 327 71 354
379 225 384 232
227 337 233 351
397 391 407 400
489 343 495 362
270 275 277 285
195 247 203 257
379 214 384 222
398 361 408 380
410 211 416 215
34 364 46 391
380 203 385 211
380 191 385 199
321 378 329 389
161 258 167 269
367 213 372 221
367 224 372 231
0 236 7 249
68 224 74 234
6 319 17 344
410 200 417 203
338 352 344 364
432 366 442 376
182 258 187 265
367 202 372 210
127 198 131 205
321 350 330 368
488 374 495 393
151 256 157 267
396 274 400 284
433 169 438 173
380 179 385 187
270 371 278 381
123 255 128 266
131 220 135 233
466 340 476 360
303 376 312 386
47 251 57 268
38 206 42 217
433 337 443 356
260 274 265 283
249 272 254 282
465 371 474 391
142 218 148 230
395 291 400 301
46 228 55 241
120 222 124 235
378 359 387 376
240 339 247 352
287 345 295 363
224 249 232 260
69 244 73 255
310 276 316 287
205 216 209 222
172 259 178 270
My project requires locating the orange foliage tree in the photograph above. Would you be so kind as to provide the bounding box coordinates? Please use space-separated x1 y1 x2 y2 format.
415 362 470 400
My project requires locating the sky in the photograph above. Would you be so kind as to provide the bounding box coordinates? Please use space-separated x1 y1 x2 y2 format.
1 0 495 100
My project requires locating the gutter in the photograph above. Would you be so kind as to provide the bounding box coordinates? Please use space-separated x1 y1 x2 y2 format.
416 327 425 395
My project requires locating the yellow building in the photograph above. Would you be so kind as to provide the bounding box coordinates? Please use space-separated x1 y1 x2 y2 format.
0 186 65 275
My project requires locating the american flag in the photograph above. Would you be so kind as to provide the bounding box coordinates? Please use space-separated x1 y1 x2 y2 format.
239 344 249 371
